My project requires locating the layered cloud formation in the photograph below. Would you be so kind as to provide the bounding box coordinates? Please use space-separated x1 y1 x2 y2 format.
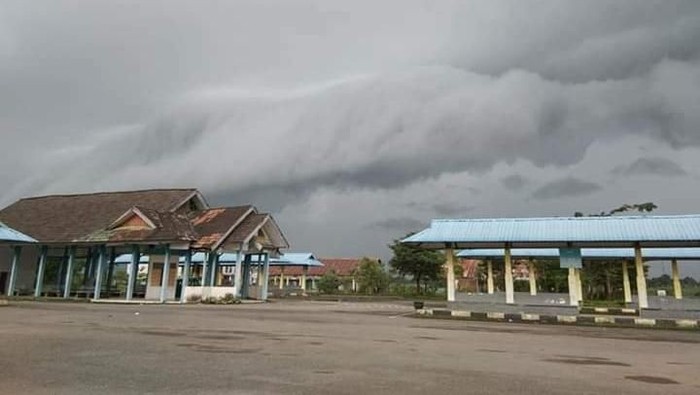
1 1 699 266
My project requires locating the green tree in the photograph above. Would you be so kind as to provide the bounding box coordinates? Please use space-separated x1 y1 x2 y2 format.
317 271 342 294
389 236 445 294
574 202 657 300
355 257 390 295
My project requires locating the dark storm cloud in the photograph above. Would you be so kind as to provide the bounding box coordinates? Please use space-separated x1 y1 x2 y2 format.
612 157 688 177
431 203 476 218
370 217 427 234
1 1 700 262
532 177 602 200
501 174 527 191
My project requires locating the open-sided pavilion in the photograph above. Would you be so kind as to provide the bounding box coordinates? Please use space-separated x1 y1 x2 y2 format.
0 189 289 303
0 222 36 296
402 215 700 308
457 247 700 306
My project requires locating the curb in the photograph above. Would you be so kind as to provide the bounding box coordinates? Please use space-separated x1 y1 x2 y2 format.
579 307 638 316
415 308 700 330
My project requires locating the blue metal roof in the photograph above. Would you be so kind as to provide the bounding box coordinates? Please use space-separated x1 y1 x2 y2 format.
0 222 36 243
114 251 324 267
457 248 700 261
402 215 700 249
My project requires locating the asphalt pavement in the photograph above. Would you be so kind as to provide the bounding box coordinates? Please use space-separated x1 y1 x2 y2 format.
1 301 699 394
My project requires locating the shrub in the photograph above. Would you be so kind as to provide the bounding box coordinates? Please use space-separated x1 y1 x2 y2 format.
187 294 202 303
317 271 342 294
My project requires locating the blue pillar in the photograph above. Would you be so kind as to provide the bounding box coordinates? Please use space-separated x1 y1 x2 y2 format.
261 252 270 301
241 254 251 298
34 246 48 297
126 245 139 301
63 246 76 298
202 253 213 286
105 247 116 297
234 249 244 298
208 252 218 287
159 245 171 303
93 246 107 300
181 250 192 303
8 246 21 296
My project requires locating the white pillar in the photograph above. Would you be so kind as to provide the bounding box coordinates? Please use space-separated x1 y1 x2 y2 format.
63 247 76 298
486 260 494 294
622 260 632 304
126 245 139 301
201 252 210 287
93 246 106 300
504 247 514 304
180 250 191 303
234 249 244 298
567 268 578 306
575 268 583 302
260 253 270 300
301 265 308 293
671 259 682 300
634 245 648 309
7 246 21 297
528 260 537 296
159 246 171 303
34 246 48 297
445 248 456 302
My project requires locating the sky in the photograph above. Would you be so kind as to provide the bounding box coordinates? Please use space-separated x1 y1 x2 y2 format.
1 0 700 276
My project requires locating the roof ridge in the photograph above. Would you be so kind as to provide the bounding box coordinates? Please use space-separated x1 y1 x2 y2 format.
433 214 700 223
17 188 198 201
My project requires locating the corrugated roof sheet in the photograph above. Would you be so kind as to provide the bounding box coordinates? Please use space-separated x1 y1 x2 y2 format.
457 248 700 261
0 222 37 243
403 215 700 248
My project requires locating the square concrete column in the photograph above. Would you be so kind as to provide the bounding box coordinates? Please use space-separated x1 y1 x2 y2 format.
486 260 494 295
93 246 107 300
7 246 21 297
504 247 514 304
126 245 140 301
260 253 270 300
445 248 456 302
301 265 308 293
622 260 632 304
159 246 171 303
63 247 76 298
567 267 578 306
575 268 583 302
279 268 285 290
234 250 243 298
634 245 648 309
180 250 192 303
34 246 48 298
528 260 537 296
671 259 682 300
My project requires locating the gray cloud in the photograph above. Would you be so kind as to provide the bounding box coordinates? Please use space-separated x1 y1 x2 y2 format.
1 1 700 272
501 174 528 191
532 177 602 200
432 203 476 218
613 157 688 177
370 217 427 234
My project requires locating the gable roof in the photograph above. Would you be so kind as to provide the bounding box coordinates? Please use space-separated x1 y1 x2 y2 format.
0 189 199 243
190 206 255 249
80 207 197 244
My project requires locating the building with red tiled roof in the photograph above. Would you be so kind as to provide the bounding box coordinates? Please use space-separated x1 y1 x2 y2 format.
0 188 288 302
268 257 367 293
